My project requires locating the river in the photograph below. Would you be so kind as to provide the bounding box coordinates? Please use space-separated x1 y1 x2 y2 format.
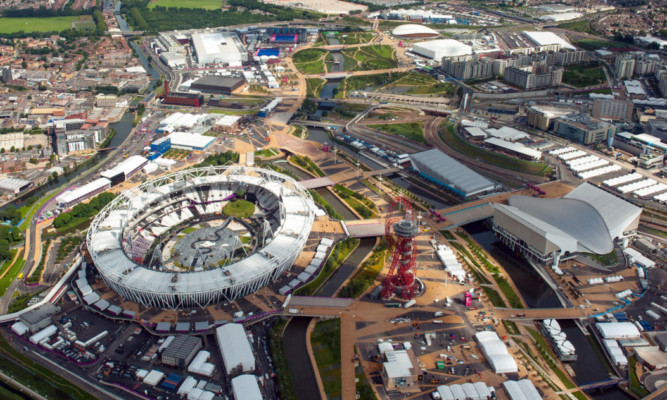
463 220 561 308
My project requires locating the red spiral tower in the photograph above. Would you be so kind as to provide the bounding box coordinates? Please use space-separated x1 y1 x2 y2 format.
381 195 420 301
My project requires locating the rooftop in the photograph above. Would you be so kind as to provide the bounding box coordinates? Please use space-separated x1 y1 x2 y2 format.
410 149 495 197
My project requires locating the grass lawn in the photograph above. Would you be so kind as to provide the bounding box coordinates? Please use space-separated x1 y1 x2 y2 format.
439 122 551 176
293 48 327 63
181 227 197 234
0 17 79 33
557 19 595 34
585 250 618 266
493 275 524 308
572 38 628 51
222 199 255 218
503 320 520 335
148 0 222 9
0 249 18 278
481 286 507 308
369 122 425 143
294 60 325 74
306 78 326 98
310 319 342 398
628 355 650 397
563 63 607 87
255 148 280 158
0 257 26 297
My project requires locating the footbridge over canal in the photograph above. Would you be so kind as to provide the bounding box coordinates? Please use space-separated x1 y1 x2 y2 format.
241 297 355 325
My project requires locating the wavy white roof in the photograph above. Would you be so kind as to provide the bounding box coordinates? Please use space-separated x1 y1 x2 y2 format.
391 24 439 37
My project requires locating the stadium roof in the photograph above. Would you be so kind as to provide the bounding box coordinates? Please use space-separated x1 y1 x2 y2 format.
412 39 472 59
410 149 494 197
391 24 440 38
523 31 575 50
496 183 640 254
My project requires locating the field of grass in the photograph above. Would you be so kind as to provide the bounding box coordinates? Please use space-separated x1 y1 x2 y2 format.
222 199 255 218
502 320 519 335
493 275 524 308
628 355 650 397
481 287 507 308
148 0 223 9
255 148 280 158
369 122 425 143
439 122 551 176
311 319 342 398
557 19 595 34
294 60 325 74
342 45 397 72
306 78 326 98
0 257 26 297
585 250 618 266
572 38 628 51
0 17 79 34
294 48 327 63
563 63 607 87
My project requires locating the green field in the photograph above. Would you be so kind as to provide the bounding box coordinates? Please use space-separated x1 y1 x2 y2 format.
562 63 607 87
370 122 425 143
439 122 551 176
306 78 326 98
148 0 223 9
572 38 628 51
0 16 80 33
556 19 596 34
310 319 342 398
222 199 255 218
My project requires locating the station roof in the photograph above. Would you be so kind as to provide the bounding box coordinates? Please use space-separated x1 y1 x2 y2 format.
410 149 494 197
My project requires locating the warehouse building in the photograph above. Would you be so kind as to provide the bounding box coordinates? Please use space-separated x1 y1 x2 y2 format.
215 323 255 376
0 178 33 195
168 132 215 151
190 76 245 95
56 178 111 208
19 303 60 333
162 335 202 368
493 182 641 266
191 32 247 66
381 349 422 393
410 149 495 198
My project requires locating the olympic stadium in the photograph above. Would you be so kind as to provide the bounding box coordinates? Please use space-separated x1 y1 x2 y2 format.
87 166 315 309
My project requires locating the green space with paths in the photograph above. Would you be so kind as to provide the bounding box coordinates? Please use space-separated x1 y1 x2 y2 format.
222 199 256 218
338 241 387 298
310 319 342 398
562 63 607 87
439 122 552 176
493 275 524 309
481 287 506 308
147 0 223 9
295 237 359 296
326 31 374 45
306 78 326 98
525 327 576 389
290 155 325 177
0 17 81 34
369 122 425 143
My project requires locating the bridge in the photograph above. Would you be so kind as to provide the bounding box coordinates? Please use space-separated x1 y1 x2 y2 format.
579 378 624 392
121 31 145 37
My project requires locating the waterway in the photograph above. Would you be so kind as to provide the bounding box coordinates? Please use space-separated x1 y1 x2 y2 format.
463 220 561 308
282 317 322 400
319 80 341 100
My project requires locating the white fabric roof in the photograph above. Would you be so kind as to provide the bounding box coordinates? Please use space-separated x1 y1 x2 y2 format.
523 31 574 50
475 331 518 373
484 138 542 160
596 322 641 339
412 39 472 59
169 132 215 150
231 375 262 400
624 248 656 268
101 155 147 179
503 379 542 400
392 24 439 37
215 324 255 374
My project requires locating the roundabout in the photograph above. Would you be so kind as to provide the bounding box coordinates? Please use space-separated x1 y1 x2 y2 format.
87 165 316 309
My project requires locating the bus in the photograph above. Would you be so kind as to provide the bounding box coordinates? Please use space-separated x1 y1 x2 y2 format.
385 302 401 308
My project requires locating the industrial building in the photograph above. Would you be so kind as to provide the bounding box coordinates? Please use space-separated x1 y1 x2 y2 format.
391 24 440 39
0 178 33 195
410 149 495 198
161 335 202 368
168 132 215 151
100 155 148 186
190 76 245 95
87 166 315 308
191 32 247 66
18 303 60 333
411 39 472 60
553 114 616 145
492 182 641 266
381 349 421 393
56 178 111 208
215 323 255 375
592 99 633 121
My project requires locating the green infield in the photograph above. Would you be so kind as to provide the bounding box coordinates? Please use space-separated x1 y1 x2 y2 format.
0 17 80 33
147 0 223 9
222 199 256 218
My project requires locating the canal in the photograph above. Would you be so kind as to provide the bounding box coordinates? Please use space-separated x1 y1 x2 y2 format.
463 220 561 308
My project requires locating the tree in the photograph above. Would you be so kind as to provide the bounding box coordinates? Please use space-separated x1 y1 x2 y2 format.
29 158 38 164
52 171 58 180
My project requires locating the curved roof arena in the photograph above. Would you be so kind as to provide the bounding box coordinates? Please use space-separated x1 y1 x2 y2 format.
494 183 640 255
391 24 440 38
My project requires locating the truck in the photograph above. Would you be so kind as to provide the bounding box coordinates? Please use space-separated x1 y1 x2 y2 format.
404 299 416 308
288 308 299 314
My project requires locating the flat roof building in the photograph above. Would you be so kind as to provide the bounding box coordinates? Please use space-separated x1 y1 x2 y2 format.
169 132 215 151
382 349 421 393
0 178 33 195
191 32 247 66
412 39 472 60
553 114 616 145
231 375 263 400
19 303 60 333
190 76 245 95
162 335 202 368
56 178 111 208
410 149 495 198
